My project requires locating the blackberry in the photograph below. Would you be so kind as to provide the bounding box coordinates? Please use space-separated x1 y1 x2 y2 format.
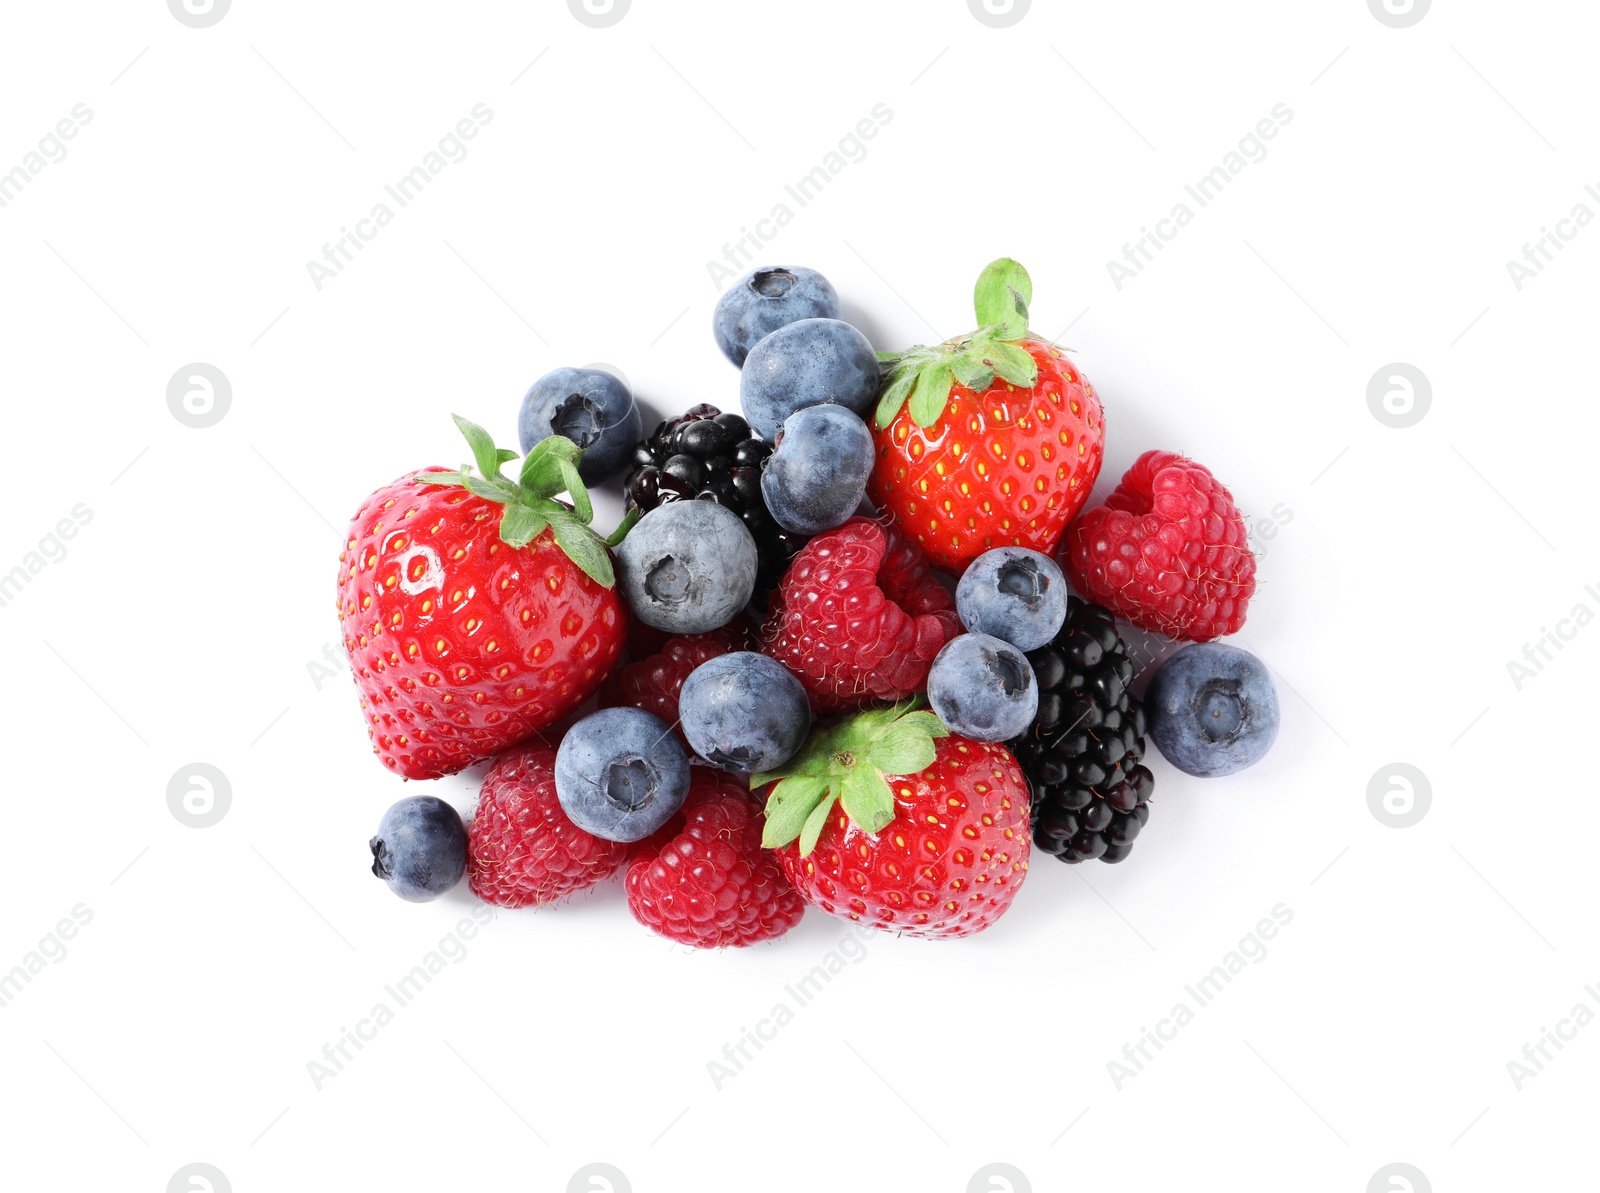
624 404 807 599
1009 597 1155 863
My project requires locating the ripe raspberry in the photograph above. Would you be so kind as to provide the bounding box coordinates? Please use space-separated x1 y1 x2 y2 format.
761 517 961 711
468 740 630 907
1063 450 1255 642
626 771 805 948
600 620 755 743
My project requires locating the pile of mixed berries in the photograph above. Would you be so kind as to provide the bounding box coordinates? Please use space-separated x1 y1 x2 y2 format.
345 259 1281 946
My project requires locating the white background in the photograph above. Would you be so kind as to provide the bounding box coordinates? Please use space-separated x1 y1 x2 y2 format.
1 1 1593 1190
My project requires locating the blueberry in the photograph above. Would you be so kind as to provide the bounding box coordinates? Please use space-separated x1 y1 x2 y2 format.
369 796 468 902
518 367 642 484
955 548 1069 652
555 707 691 842
1145 642 1279 777
759 404 874 535
615 499 758 632
739 318 879 442
679 652 811 772
713 266 840 367
926 633 1039 742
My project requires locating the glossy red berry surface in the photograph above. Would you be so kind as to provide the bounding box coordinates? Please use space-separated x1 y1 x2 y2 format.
626 771 805 948
337 471 626 779
1063 450 1255 642
871 341 1104 571
467 740 631 907
772 734 1031 940
760 517 961 711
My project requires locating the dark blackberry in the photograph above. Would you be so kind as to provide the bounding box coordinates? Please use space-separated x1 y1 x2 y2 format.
1009 597 1155 863
623 404 807 599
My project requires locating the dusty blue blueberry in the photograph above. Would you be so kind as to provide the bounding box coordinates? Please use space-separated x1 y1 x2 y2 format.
739 317 879 441
615 499 758 632
713 266 839 367
955 547 1068 652
679 651 811 772
760 404 874 535
518 366 642 484
926 633 1039 742
1146 643 1279 777
369 796 468 902
554 707 691 842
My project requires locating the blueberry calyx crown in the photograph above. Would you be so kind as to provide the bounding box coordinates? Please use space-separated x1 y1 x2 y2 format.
874 257 1046 430
414 414 637 588
756 698 949 856
369 837 392 881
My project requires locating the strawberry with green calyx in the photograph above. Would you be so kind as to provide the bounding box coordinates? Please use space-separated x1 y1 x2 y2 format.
868 258 1105 572
337 416 636 781
757 698 1031 940
420 414 639 586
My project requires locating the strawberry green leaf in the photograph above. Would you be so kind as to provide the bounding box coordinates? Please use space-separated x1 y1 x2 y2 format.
425 418 617 586
538 436 583 464
798 791 838 857
761 775 832 849
602 507 640 548
866 714 947 777
453 414 506 481
851 698 915 736
908 362 954 427
556 457 593 524
414 469 468 488
973 258 1032 340
498 502 548 548
519 441 564 492
984 340 1038 388
755 702 945 853
949 354 995 392
839 766 895 835
463 474 520 504
874 367 918 429
547 511 614 587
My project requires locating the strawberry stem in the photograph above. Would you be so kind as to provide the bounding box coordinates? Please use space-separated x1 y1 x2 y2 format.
414 416 628 588
874 258 1045 430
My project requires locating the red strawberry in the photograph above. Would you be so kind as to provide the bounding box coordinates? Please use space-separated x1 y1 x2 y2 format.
760 517 961 711
468 739 630 907
600 618 757 743
626 770 805 948
1063 449 1256 641
869 258 1104 571
337 417 633 779
759 701 1030 940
